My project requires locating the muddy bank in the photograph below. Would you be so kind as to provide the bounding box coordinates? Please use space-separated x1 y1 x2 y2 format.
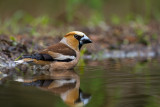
0 22 160 62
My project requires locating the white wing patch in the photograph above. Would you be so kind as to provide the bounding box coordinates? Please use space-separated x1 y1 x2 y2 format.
48 51 76 61
55 54 75 60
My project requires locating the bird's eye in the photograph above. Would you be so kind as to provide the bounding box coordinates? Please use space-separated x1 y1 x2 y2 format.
74 34 79 39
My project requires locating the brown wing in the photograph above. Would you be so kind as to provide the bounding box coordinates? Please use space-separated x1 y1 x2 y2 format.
40 43 76 57
22 43 76 62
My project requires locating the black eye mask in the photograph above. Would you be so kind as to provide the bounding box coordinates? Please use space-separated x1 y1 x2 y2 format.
74 34 83 41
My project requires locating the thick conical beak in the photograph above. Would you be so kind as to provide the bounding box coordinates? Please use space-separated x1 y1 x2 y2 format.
81 35 92 44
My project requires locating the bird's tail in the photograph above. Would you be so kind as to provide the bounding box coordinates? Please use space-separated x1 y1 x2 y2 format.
14 58 33 64
14 55 34 65
14 59 25 64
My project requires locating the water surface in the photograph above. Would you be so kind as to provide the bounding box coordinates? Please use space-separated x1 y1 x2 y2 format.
0 58 160 107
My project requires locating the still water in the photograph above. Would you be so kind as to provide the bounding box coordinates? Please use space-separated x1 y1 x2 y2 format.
0 58 160 107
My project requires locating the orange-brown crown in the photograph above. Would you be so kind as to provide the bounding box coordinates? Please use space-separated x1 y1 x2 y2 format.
64 31 85 37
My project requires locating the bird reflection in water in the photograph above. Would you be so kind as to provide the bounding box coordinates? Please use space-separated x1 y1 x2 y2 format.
17 70 91 107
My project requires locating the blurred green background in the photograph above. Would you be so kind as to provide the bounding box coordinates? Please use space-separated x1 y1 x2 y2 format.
0 0 160 36
0 0 160 26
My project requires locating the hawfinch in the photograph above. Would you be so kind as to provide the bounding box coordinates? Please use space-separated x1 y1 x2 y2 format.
15 31 92 70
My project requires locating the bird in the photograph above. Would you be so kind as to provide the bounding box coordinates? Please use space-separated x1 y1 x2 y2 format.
15 31 92 70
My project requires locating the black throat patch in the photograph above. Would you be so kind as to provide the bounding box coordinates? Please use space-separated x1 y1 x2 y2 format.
79 42 83 50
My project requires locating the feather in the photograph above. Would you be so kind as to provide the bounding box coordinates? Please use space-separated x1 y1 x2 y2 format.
23 54 54 61
14 59 25 64
21 52 75 63
19 43 77 63
40 43 76 57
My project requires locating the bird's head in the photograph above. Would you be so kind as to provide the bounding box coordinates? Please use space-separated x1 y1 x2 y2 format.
60 31 92 51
